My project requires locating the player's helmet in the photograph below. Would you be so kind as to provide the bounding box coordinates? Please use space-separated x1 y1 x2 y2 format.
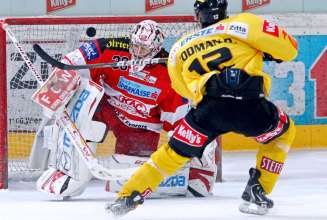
130 20 165 60
194 0 228 28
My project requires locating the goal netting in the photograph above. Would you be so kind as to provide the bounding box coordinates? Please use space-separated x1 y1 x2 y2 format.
0 16 222 189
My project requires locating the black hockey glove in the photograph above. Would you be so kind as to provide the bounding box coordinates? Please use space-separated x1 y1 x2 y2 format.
262 52 283 63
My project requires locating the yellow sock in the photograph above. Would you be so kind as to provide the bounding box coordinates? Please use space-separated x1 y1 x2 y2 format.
256 119 295 194
117 144 190 199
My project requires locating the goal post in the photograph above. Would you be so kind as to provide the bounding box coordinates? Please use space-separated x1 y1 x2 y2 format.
0 16 222 189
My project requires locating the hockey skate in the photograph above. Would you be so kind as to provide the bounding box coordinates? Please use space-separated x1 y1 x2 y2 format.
239 168 274 215
105 191 144 217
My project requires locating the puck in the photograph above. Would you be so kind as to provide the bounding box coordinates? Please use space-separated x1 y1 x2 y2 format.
86 27 96 37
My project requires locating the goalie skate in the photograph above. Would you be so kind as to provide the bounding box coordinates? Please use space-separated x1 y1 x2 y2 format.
239 168 274 215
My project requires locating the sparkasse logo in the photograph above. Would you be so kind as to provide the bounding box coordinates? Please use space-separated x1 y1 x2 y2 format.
47 0 76 14
242 0 270 12
146 0 174 13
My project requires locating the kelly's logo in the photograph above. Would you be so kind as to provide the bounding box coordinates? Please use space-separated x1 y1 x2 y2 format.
242 0 270 12
173 119 208 147
47 0 76 13
146 0 174 13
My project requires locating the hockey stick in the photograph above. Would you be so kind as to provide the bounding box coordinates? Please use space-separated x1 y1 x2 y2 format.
33 43 168 70
2 23 139 180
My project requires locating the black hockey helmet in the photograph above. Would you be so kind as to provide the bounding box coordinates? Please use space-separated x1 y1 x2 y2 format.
194 0 228 28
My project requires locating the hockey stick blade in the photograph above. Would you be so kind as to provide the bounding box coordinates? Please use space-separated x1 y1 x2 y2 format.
33 43 168 70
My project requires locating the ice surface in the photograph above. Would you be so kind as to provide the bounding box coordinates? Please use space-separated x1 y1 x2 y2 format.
1 149 326 220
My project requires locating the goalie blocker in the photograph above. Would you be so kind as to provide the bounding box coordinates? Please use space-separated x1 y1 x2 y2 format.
105 138 220 198
35 71 110 198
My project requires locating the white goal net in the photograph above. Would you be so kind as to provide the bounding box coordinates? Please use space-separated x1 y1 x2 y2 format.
0 16 221 188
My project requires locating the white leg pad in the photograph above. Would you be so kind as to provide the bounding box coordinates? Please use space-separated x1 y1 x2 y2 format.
105 154 149 193
36 167 87 198
186 158 217 197
104 154 191 197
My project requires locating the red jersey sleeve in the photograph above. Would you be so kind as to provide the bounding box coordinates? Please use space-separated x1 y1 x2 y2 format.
157 88 189 132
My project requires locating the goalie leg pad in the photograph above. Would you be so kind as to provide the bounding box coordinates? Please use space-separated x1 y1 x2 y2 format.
105 154 149 193
105 154 191 197
48 77 105 183
37 167 87 198
186 159 217 197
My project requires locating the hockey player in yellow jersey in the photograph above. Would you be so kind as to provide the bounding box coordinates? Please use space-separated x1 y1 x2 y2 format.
105 0 298 217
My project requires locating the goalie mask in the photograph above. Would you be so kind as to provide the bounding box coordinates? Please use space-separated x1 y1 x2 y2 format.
194 0 228 28
130 20 165 72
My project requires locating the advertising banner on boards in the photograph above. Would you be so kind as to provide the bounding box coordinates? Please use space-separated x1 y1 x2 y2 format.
47 0 76 13
146 0 174 12
242 0 270 12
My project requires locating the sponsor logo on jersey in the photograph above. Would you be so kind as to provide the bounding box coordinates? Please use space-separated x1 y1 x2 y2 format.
47 0 76 13
146 0 174 13
252 121 284 143
129 70 157 84
108 95 148 118
180 23 227 48
252 107 288 143
63 90 90 148
260 156 284 174
158 176 186 187
170 44 179 67
262 20 280 38
80 41 100 62
117 76 161 100
141 188 153 199
115 110 148 130
242 0 270 12
173 119 208 147
227 22 249 39
106 39 130 50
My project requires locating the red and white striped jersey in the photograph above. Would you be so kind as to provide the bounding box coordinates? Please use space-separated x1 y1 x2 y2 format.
61 37 189 133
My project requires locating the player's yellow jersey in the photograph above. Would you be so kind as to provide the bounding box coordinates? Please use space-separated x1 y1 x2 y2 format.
168 13 298 106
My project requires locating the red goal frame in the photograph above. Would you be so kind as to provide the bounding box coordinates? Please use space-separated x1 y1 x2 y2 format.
0 16 223 189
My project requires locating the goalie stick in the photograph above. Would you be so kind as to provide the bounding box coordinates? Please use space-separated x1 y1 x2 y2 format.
2 23 139 180
33 44 168 70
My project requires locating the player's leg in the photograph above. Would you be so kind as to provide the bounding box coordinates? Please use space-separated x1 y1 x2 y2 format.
105 108 221 217
239 100 295 215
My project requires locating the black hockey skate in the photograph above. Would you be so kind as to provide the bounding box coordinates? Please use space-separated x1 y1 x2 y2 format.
239 168 274 215
105 191 144 217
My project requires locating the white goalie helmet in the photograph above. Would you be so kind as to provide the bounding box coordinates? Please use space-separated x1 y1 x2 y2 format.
130 20 165 72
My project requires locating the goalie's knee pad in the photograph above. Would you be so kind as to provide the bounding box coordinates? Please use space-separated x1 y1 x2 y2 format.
36 167 88 198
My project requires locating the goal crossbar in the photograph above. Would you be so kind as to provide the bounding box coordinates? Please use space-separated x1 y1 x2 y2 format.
0 15 222 189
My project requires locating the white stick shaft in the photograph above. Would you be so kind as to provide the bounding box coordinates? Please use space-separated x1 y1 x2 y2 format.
3 25 44 86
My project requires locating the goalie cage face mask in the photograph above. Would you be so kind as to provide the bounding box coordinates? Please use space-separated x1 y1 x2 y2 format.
194 0 228 28
129 20 165 72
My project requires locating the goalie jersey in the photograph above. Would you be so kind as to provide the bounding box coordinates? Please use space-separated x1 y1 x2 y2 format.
62 37 189 133
168 13 298 106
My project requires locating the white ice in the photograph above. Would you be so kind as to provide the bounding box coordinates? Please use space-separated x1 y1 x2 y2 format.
1 149 327 220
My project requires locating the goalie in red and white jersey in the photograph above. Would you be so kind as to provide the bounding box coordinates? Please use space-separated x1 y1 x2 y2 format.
36 20 219 199
62 20 189 157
